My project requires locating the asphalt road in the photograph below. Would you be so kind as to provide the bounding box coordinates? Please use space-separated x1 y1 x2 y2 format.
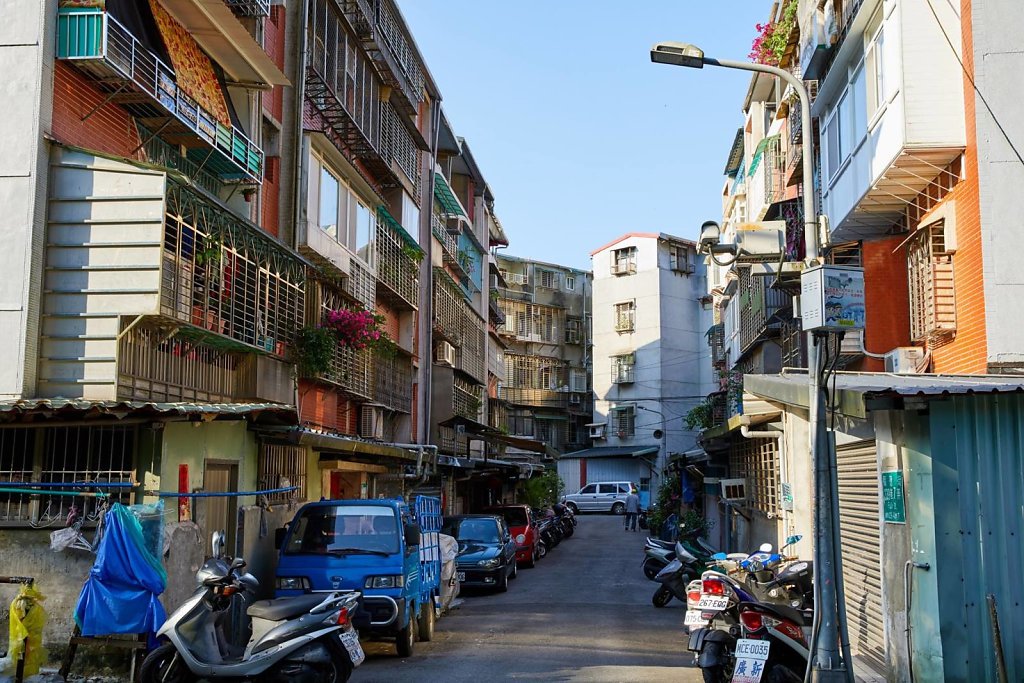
355 514 701 682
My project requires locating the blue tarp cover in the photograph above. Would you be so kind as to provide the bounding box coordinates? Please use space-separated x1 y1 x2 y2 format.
74 503 167 638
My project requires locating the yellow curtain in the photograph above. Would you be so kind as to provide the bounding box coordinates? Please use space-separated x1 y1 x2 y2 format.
147 0 231 127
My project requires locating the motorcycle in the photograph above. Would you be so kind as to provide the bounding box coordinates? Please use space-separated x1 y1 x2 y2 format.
651 542 701 607
739 537 814 613
140 535 363 683
551 503 574 538
685 570 760 683
734 601 810 682
643 537 676 580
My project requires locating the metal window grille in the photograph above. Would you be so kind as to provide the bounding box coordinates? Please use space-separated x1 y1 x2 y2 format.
908 223 956 342
433 268 465 344
826 241 863 267
259 444 306 503
161 185 304 355
374 219 419 308
613 407 635 437
0 426 135 526
432 211 458 263
374 350 414 413
453 377 482 420
611 248 637 275
380 101 420 190
309 281 373 398
118 324 239 403
738 268 791 353
729 436 779 515
611 354 635 384
565 319 581 344
538 270 558 289
456 325 486 384
763 136 786 206
614 302 636 332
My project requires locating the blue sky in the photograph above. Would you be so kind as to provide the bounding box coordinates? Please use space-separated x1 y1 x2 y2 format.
397 1 771 270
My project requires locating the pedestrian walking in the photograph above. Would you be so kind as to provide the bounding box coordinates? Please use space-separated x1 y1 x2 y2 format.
624 488 641 531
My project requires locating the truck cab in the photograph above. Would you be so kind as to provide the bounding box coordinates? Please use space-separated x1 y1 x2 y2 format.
274 497 442 657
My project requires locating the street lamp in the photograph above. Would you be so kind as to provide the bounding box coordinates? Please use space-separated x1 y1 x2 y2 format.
651 42 851 683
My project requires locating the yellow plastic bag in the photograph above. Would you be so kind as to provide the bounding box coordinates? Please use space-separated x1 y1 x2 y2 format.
7 584 47 677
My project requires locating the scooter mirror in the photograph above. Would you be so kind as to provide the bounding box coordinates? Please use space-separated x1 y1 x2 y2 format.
230 557 246 570
786 534 802 545
758 543 773 553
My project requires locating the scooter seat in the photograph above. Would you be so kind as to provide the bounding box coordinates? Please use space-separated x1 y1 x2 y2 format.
647 538 675 549
248 593 325 621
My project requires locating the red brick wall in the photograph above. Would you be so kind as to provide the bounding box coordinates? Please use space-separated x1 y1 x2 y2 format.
376 300 401 340
261 155 281 237
929 0 986 374
299 380 338 429
51 62 142 159
858 236 912 371
262 7 285 123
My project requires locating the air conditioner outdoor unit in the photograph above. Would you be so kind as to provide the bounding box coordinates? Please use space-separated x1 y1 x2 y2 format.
569 394 581 405
360 405 385 440
885 347 925 374
588 423 606 440
434 341 456 367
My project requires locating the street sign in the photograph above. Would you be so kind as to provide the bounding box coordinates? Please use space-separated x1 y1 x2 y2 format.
882 470 906 524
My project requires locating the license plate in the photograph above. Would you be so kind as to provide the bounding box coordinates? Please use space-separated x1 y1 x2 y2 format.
456 571 466 582
732 638 770 683
684 610 708 627
735 638 771 659
340 629 365 667
697 595 729 610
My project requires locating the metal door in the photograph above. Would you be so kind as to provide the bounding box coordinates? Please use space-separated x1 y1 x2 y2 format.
836 440 886 675
204 462 238 556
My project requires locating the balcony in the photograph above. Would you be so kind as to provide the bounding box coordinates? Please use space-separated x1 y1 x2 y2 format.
56 8 264 184
747 135 784 221
375 209 421 311
738 269 792 354
40 149 305 400
816 0 966 238
374 351 413 413
611 261 637 276
456 326 487 384
337 0 426 117
433 268 466 345
498 387 568 409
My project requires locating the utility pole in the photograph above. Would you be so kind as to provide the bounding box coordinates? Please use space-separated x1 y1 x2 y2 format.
650 43 852 682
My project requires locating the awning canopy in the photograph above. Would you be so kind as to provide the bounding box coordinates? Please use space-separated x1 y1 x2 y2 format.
433 172 466 217
377 206 423 256
0 398 297 424
437 415 558 458
559 446 659 460
156 0 290 86
745 371 1024 419
283 428 423 463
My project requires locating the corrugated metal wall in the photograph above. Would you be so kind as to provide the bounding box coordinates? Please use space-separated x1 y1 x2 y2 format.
930 395 1024 682
558 458 583 494
557 457 646 497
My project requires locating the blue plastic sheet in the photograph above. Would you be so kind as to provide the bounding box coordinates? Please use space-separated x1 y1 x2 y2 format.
74 503 167 639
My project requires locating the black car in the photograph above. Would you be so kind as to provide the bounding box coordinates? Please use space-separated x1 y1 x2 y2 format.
442 514 517 592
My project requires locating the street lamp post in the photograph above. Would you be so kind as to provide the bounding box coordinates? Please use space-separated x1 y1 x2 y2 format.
651 42 851 682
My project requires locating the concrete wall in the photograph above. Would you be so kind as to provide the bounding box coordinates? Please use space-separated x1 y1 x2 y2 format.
971 0 1024 368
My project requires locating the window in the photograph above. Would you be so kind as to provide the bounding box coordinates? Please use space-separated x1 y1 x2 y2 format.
669 245 695 273
865 8 886 119
580 484 597 494
565 275 576 291
729 436 779 515
570 368 587 393
907 221 957 341
611 354 635 384
612 247 637 275
318 167 340 240
614 301 636 332
613 406 635 437
565 319 581 344
259 444 307 503
598 484 618 494
617 484 631 494
310 153 377 264
509 410 534 437
536 420 552 444
538 270 558 289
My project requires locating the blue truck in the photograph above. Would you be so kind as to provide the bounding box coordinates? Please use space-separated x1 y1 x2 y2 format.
274 496 442 657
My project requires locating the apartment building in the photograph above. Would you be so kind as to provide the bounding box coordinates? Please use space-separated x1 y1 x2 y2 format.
586 233 713 502
495 255 593 466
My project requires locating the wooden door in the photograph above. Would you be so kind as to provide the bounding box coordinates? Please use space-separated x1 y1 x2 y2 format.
204 462 238 556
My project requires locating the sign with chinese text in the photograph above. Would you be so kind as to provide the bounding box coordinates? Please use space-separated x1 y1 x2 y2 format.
801 265 866 332
882 470 906 524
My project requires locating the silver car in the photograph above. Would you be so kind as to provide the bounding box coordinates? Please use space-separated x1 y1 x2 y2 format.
562 481 635 514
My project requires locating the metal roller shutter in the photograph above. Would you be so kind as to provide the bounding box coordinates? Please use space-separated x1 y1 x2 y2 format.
836 440 886 675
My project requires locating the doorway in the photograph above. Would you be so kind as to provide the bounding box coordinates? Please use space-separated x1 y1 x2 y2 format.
203 461 238 556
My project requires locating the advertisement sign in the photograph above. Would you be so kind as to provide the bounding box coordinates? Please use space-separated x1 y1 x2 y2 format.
801 265 866 332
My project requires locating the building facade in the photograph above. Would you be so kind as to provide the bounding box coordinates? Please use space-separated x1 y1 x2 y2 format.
589 233 713 500
495 254 593 465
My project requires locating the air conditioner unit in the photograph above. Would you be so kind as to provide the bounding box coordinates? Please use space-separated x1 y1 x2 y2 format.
720 478 747 502
434 341 456 367
360 404 385 440
885 347 926 374
569 394 581 405
588 424 606 440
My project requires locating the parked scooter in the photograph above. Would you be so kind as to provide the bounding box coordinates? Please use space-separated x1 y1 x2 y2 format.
140 534 363 683
651 542 701 607
551 503 575 538
685 571 760 682
740 537 814 612
734 601 810 682
643 537 677 579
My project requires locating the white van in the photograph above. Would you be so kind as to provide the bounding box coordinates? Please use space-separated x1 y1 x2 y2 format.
561 481 635 514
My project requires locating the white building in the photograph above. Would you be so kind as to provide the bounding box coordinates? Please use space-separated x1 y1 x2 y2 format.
585 233 715 499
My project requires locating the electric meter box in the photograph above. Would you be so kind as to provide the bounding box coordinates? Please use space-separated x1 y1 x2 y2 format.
800 265 865 332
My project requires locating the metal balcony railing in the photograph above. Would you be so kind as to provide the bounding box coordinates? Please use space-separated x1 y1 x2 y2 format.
738 269 792 353
374 351 413 413
498 387 568 409
223 0 271 17
56 8 263 184
763 136 787 207
375 218 419 310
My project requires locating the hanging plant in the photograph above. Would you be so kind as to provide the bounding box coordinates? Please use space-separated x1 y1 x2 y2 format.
401 243 425 264
749 0 798 66
293 326 336 377
195 233 223 266
323 307 400 354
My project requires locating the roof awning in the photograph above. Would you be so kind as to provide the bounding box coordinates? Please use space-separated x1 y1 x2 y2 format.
285 428 422 462
744 370 1024 419
433 172 466 217
437 415 558 458
748 135 780 176
559 446 659 460
0 398 297 424
156 0 290 86
377 206 423 256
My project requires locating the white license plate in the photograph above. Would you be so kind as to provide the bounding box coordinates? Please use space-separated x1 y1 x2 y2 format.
456 571 466 582
340 629 365 667
684 610 708 627
697 595 730 610
735 637 771 659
